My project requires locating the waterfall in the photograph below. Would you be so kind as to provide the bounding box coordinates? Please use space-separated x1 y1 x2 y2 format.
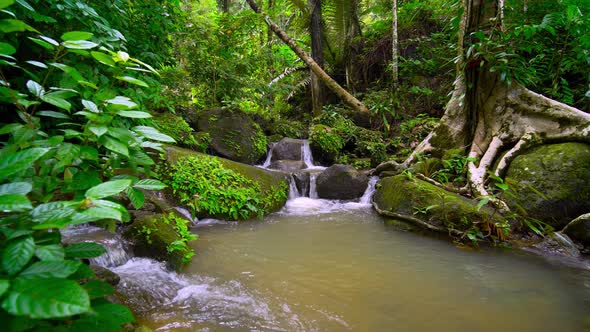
62 225 133 268
288 175 301 199
359 177 379 204
302 140 314 169
309 173 318 199
260 143 274 168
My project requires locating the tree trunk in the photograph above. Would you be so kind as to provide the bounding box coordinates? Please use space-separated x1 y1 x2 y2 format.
391 0 399 87
385 0 590 211
245 0 369 114
221 0 230 13
309 0 325 116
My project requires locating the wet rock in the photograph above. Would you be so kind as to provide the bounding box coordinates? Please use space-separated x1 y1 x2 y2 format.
530 232 581 258
269 160 306 171
90 265 120 286
373 175 503 231
562 213 590 247
292 172 310 197
271 138 304 161
195 108 267 164
505 143 590 229
316 164 368 200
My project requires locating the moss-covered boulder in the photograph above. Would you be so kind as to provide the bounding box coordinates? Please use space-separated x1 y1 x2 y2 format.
195 108 267 164
271 138 304 161
373 175 502 232
123 213 195 271
505 143 590 228
562 213 590 247
316 164 368 200
161 146 289 220
309 124 343 165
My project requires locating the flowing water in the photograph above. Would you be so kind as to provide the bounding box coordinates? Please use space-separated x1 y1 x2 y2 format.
65 145 590 331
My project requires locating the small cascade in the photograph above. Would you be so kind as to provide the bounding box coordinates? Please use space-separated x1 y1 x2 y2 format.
288 174 301 199
62 225 133 268
174 206 197 224
260 143 274 168
309 173 318 199
359 177 379 205
302 140 314 168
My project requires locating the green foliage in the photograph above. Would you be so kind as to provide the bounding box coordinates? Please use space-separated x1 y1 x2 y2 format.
0 2 171 329
166 155 265 220
162 213 197 263
153 112 201 149
309 124 344 158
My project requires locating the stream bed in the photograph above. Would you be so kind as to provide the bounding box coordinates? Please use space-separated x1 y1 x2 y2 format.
69 198 590 331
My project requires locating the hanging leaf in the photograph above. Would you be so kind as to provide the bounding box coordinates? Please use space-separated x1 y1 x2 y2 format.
2 236 35 275
37 110 70 119
90 51 115 67
40 92 72 111
105 96 137 110
115 76 148 87
0 182 32 195
0 42 16 55
0 279 9 297
0 194 32 212
0 1 14 10
102 136 129 156
60 31 93 41
0 148 48 180
116 110 151 118
85 179 132 199
0 19 37 33
2 277 90 318
62 40 98 50
35 245 65 261
132 126 175 143
89 125 107 137
25 60 47 68
26 80 43 97
126 187 145 209
64 242 106 259
82 280 114 299
134 179 167 190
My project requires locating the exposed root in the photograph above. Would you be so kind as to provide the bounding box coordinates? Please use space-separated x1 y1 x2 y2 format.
493 132 537 177
372 202 463 237
415 174 470 195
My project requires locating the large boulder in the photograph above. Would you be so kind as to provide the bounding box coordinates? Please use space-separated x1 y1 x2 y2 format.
505 143 590 229
269 160 306 171
373 175 502 232
562 213 590 247
162 146 289 220
309 124 343 165
271 138 304 161
316 164 368 200
195 108 267 164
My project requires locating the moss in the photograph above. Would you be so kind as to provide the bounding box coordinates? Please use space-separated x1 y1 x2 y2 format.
190 132 211 152
309 124 344 163
161 146 288 220
251 123 268 161
374 175 505 233
123 213 195 271
153 113 199 149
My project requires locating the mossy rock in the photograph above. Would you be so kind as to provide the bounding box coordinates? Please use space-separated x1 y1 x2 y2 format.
505 143 590 228
123 213 194 271
309 124 343 165
373 175 501 231
162 146 289 220
195 108 267 164
316 164 368 200
562 213 590 247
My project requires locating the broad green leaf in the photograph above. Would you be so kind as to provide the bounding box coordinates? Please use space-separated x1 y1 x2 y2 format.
71 303 134 331
93 199 129 222
2 236 35 275
80 146 98 161
116 110 151 118
19 260 81 279
0 148 48 180
26 80 43 96
102 136 129 156
105 96 137 110
28 37 54 50
62 40 98 50
82 280 113 299
0 42 16 55
61 31 93 41
90 51 115 66
49 62 84 81
15 0 32 11
0 0 14 10
40 92 71 111
64 242 106 259
39 35 59 46
35 245 64 261
0 19 37 33
0 182 31 195
38 110 69 119
85 179 132 199
0 194 32 212
73 206 121 224
25 60 46 68
115 76 148 87
126 187 145 209
133 126 175 143
29 201 78 223
2 277 90 318
134 179 167 190
1 229 32 240
81 99 99 113
89 125 107 137
0 279 9 297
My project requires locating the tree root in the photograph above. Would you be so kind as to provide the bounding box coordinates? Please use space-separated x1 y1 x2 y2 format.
372 202 464 237
414 174 470 195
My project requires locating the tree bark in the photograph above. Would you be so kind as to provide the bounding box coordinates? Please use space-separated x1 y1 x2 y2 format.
391 0 399 87
309 0 325 116
245 0 369 114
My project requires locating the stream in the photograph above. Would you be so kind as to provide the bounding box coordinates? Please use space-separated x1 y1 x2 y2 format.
63 142 590 331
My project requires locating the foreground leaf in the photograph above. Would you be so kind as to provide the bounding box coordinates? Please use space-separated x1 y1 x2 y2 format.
0 148 48 180
64 242 106 259
2 277 90 318
19 260 81 279
85 179 132 199
2 236 35 275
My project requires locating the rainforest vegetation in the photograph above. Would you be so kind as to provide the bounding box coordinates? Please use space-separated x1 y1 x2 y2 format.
0 0 588 330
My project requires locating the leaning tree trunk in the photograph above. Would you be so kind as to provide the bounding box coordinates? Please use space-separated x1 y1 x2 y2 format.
399 0 590 210
245 0 370 114
391 0 399 87
309 0 325 116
